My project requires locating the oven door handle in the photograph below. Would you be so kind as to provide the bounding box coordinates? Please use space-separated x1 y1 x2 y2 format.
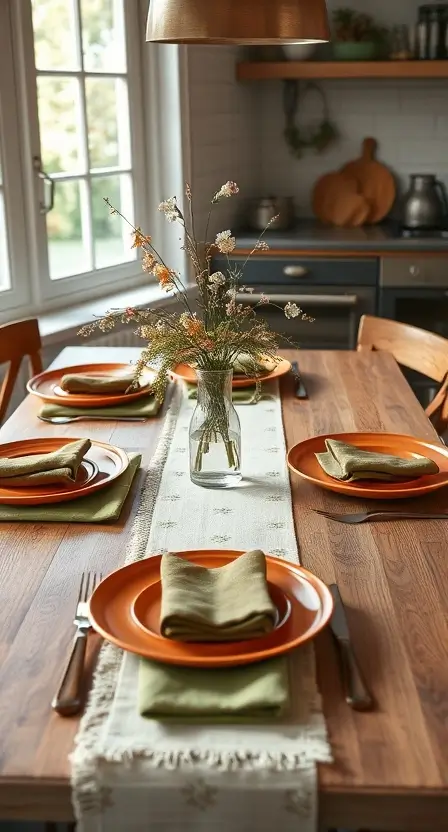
236 293 359 307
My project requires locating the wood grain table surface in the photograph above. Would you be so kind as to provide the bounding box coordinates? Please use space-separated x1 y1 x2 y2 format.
0 346 447 831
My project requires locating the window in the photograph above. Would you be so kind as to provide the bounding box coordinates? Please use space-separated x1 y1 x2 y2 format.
0 0 148 319
0 147 10 295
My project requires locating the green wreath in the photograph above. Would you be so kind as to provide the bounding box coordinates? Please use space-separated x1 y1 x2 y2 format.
283 80 339 159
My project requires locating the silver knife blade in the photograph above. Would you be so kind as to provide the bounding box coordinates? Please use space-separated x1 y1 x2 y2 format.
290 360 308 399
329 584 373 711
329 583 351 641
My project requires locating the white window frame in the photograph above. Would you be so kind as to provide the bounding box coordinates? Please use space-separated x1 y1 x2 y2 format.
0 1 32 314
4 0 149 315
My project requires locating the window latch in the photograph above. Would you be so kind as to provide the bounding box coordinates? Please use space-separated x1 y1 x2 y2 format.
33 155 55 214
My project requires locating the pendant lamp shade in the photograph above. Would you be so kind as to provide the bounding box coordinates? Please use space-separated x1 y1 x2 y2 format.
146 0 330 45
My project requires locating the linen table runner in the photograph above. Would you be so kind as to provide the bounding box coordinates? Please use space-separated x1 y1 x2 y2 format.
72 382 332 831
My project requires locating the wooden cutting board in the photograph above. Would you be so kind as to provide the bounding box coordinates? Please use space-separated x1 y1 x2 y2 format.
312 172 370 227
341 137 396 224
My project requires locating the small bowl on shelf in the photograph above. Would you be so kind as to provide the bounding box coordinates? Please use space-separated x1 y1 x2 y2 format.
282 43 317 61
332 41 380 61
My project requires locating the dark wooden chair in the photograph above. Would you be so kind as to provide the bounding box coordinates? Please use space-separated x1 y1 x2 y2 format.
0 318 43 423
357 314 448 435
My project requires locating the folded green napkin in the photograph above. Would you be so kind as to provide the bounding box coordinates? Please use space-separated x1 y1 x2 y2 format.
186 382 263 404
316 438 439 482
0 439 91 487
138 655 289 720
160 550 276 642
0 453 141 523
232 353 276 377
39 395 162 420
60 371 137 394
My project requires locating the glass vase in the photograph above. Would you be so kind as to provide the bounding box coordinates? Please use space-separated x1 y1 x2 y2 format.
189 369 242 488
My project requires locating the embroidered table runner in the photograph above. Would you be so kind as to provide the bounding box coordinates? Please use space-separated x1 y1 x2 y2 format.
72 383 332 831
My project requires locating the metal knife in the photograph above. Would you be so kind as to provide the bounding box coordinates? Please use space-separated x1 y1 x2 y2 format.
290 360 308 399
329 584 373 711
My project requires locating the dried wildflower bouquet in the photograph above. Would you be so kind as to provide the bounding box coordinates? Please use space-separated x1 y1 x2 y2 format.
80 181 311 485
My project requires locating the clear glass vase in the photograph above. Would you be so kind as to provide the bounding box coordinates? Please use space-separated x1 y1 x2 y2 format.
189 369 242 488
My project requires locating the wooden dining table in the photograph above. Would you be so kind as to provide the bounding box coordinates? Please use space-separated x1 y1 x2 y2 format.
0 345 447 831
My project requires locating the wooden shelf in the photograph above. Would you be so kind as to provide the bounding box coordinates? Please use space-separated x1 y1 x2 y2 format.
237 60 448 81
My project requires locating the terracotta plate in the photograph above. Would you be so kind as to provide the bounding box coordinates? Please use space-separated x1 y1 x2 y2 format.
287 432 448 500
27 363 154 408
88 550 333 667
170 358 292 389
0 437 129 505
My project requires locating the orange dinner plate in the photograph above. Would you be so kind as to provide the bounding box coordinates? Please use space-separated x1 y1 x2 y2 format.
171 358 292 389
0 437 129 505
27 363 154 408
88 550 333 667
287 432 448 500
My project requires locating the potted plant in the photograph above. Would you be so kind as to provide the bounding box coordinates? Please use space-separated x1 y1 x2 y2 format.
332 8 388 61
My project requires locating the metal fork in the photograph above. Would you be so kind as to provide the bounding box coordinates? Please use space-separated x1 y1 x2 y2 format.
39 415 147 424
52 571 102 717
313 509 448 524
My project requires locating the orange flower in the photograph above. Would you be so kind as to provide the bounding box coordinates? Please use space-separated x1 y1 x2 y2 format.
186 318 202 337
131 227 152 248
154 263 175 291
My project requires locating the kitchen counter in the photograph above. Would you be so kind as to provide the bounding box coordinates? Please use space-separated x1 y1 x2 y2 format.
233 220 448 256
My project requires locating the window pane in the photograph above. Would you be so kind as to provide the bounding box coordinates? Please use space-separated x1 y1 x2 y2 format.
37 77 84 174
86 78 130 170
47 179 91 279
0 192 11 292
81 0 126 73
91 174 135 269
32 0 78 71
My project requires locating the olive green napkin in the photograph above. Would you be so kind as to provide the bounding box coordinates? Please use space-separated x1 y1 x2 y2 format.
39 395 162 420
138 655 289 720
316 438 439 482
160 549 277 642
0 439 91 487
232 353 277 376
60 371 137 394
0 453 141 523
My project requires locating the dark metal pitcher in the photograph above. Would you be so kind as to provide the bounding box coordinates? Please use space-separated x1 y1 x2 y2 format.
401 174 448 229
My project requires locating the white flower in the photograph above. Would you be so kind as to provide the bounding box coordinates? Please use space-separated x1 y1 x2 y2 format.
215 230 236 254
158 197 178 222
142 251 157 273
213 181 239 202
226 288 237 300
259 293 270 305
284 302 302 319
256 240 269 251
209 271 226 286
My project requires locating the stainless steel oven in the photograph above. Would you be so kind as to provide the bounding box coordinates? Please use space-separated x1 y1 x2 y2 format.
236 285 376 349
213 255 378 350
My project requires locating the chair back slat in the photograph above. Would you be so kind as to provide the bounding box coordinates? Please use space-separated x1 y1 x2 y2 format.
0 318 42 423
357 315 448 433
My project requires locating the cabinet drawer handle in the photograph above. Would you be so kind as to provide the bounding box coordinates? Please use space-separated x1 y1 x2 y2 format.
283 265 309 278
